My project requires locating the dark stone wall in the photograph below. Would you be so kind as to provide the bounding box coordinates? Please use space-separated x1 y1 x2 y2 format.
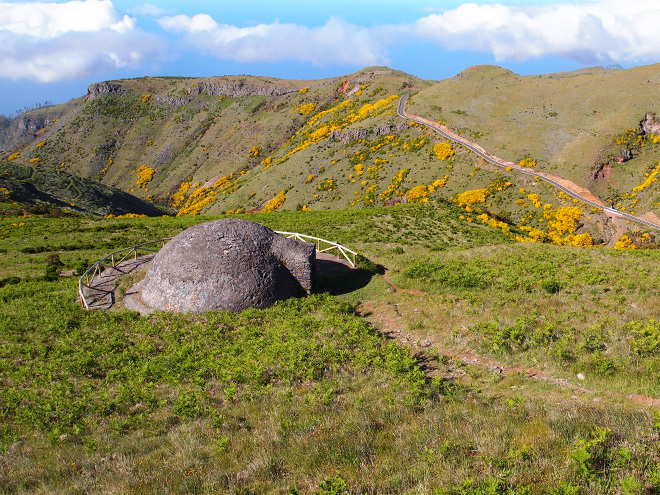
272 235 315 295
140 219 315 313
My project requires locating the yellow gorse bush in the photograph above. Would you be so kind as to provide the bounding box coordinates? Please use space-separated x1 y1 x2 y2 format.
171 182 191 208
528 193 541 208
456 189 490 210
262 190 286 212
300 103 315 115
406 185 429 203
632 162 660 193
135 165 155 188
379 169 409 201
433 141 456 161
614 235 636 250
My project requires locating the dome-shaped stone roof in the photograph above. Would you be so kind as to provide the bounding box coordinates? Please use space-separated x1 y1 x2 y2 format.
139 219 315 313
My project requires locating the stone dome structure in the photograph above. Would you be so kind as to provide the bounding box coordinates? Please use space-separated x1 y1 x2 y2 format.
139 219 315 313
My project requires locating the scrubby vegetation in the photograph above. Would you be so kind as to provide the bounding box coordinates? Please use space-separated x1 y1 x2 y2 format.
4 64 660 493
1 204 660 493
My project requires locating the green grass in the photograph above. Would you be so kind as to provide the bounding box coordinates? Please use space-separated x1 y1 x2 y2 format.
1 205 660 494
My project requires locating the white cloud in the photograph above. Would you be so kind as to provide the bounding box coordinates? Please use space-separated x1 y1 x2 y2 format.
414 1 660 65
128 4 168 17
158 15 389 67
0 0 167 81
0 0 124 38
158 14 218 33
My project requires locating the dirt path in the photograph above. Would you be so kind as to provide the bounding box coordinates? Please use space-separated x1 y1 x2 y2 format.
398 94 660 233
363 272 660 406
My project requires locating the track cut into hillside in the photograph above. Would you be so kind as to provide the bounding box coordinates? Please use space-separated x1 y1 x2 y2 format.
358 271 660 409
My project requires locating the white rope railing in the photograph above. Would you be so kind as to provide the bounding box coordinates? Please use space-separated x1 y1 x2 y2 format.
78 231 357 310
78 238 172 309
274 231 357 267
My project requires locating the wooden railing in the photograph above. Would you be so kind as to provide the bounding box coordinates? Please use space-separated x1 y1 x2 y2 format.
78 238 172 309
78 232 357 310
274 231 357 267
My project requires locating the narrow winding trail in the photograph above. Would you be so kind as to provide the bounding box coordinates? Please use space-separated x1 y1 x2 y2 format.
397 94 660 232
361 271 660 408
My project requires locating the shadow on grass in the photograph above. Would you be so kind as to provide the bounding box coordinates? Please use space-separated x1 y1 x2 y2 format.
313 256 384 296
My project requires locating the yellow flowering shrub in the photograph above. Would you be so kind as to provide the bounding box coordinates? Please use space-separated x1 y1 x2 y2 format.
6 152 20 161
177 187 216 216
432 176 449 189
379 169 409 201
347 95 398 123
136 165 155 188
548 206 583 235
615 129 643 149
318 179 336 192
262 190 286 212
477 213 510 233
248 146 262 157
519 158 536 167
171 182 191 208
300 103 315 115
433 141 456 161
614 235 636 250
632 162 660 193
456 189 490 209
406 185 429 203
528 193 541 208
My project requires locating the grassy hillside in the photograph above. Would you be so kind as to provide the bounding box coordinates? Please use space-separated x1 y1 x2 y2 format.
5 65 660 248
406 64 660 211
0 161 172 217
1 206 660 493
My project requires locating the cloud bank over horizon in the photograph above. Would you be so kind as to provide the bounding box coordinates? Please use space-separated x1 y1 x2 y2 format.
157 15 390 67
0 0 166 82
415 1 660 65
1 0 660 84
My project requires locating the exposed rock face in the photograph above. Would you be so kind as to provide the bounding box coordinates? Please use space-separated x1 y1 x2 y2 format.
328 128 368 144
641 112 660 135
140 219 315 313
154 96 192 107
0 114 50 149
187 81 295 98
86 82 123 101
328 121 407 144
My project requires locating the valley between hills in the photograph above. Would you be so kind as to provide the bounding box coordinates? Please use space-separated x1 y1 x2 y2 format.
1 65 660 494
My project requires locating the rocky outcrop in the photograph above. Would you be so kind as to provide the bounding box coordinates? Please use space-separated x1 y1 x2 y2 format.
188 81 296 98
641 112 660 135
396 122 410 133
86 82 123 101
0 114 51 149
139 219 315 313
328 121 408 144
328 128 368 144
154 96 192 106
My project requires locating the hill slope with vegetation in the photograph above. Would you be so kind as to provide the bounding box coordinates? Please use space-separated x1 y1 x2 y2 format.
2 206 660 493
4 64 660 247
3 64 660 492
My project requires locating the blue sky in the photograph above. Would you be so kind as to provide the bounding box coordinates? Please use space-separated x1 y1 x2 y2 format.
1 0 658 116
